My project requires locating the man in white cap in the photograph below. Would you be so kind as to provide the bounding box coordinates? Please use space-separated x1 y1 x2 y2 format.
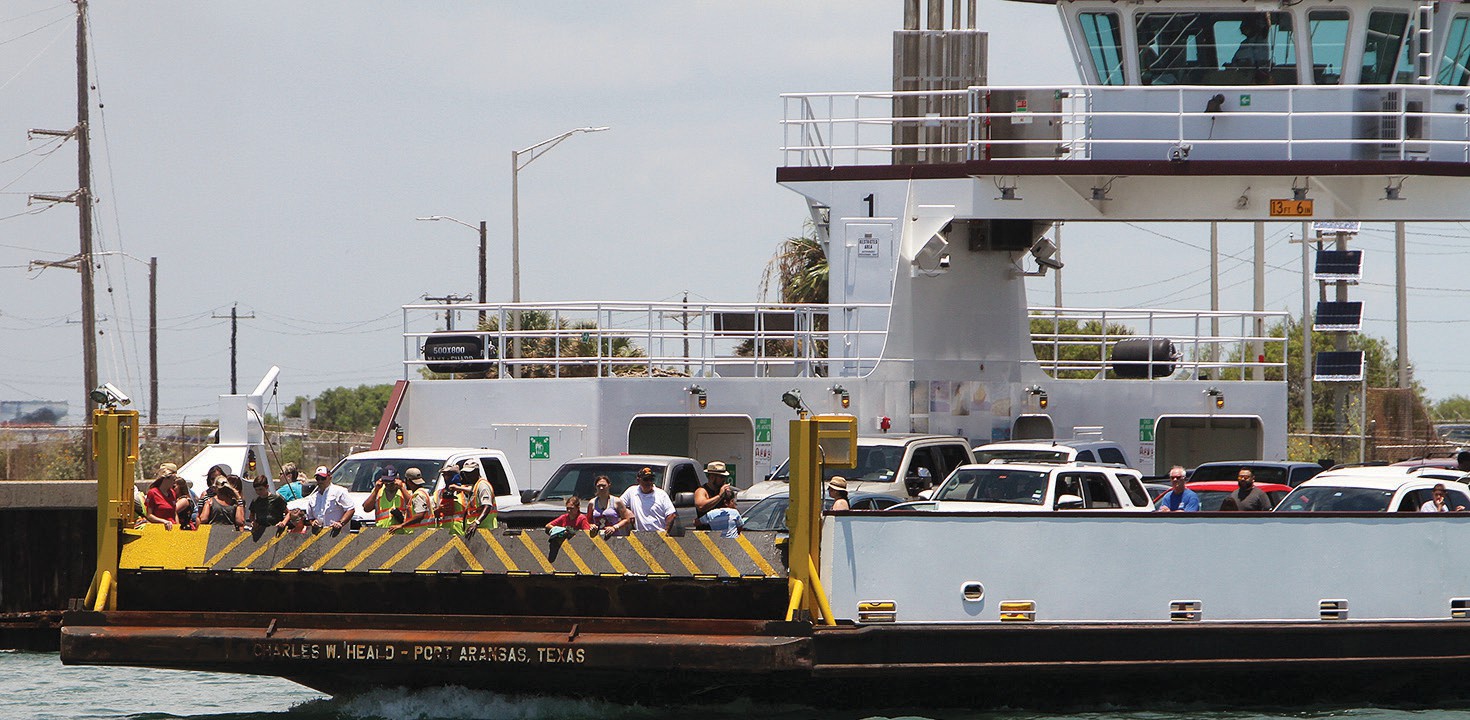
694 461 733 529
304 465 355 532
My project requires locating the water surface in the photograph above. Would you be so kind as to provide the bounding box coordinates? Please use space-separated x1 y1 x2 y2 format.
9 650 1470 720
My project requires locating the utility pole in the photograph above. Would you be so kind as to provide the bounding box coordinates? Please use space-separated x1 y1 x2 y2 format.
478 220 488 327
424 294 472 331
76 0 94 421
26 0 95 477
1394 221 1409 388
149 256 158 425
213 304 256 394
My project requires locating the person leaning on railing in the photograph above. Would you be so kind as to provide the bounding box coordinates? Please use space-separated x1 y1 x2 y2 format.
141 465 179 529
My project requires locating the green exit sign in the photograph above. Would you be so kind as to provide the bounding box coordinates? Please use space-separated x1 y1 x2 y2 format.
529 435 551 459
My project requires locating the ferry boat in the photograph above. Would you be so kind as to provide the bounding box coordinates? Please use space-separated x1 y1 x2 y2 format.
60 0 1470 707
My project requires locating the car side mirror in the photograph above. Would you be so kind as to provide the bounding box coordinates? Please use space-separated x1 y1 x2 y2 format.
764 473 773 482
1055 494 1084 510
673 492 695 508
519 489 537 504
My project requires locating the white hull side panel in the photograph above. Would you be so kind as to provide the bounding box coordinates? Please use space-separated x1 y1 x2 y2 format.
823 513 1470 622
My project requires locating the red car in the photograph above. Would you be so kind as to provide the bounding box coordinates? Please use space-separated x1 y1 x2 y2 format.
1153 481 1292 510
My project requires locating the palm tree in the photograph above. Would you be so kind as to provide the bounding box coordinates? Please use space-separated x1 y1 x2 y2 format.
739 226 829 359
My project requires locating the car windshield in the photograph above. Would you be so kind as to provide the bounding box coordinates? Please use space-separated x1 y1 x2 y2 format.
538 464 663 501
935 468 1049 504
772 445 905 483
330 458 446 493
1192 464 1289 484
973 448 1068 464
742 496 835 532
1276 485 1394 512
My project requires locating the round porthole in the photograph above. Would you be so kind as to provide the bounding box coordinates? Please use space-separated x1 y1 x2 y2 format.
961 582 985 602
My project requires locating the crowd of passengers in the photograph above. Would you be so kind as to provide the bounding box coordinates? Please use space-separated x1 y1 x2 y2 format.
134 460 748 537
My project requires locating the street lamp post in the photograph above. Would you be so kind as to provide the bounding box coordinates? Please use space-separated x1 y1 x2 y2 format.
416 215 488 326
509 126 608 377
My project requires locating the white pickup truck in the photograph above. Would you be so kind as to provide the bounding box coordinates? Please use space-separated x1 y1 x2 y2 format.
900 462 1154 512
327 447 526 524
741 434 975 505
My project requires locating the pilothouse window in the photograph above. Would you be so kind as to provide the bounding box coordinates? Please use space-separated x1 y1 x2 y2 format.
1440 15 1470 85
1308 10 1349 85
1361 11 1409 84
1136 11 1294 85
1080 12 1125 85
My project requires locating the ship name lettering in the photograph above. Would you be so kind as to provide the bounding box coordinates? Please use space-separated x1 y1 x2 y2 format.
537 647 585 664
251 642 320 660
343 642 396 661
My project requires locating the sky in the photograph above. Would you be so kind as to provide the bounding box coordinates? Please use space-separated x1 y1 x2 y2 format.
1 1 1467 425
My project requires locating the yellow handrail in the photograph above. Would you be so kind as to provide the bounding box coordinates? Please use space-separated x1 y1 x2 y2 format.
91 570 112 612
784 578 805 621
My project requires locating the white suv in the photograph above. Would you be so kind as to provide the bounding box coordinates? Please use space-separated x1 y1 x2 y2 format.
901 462 1154 512
1275 469 1470 512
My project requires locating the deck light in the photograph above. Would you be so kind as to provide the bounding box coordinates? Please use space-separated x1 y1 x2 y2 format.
1292 179 1310 202
1026 384 1048 410
781 389 810 417
1384 177 1406 201
1205 387 1225 409
392 422 405 445
688 385 708 409
831 385 850 409
995 177 1021 201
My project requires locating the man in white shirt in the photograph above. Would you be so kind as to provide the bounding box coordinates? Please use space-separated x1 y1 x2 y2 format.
305 465 356 531
619 466 676 532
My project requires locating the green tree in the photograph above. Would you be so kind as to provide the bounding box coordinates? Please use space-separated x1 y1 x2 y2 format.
1431 395 1470 422
284 384 393 433
476 311 646 378
739 226 829 359
759 228 827 304
40 439 86 480
1221 316 1414 431
1028 317 1135 380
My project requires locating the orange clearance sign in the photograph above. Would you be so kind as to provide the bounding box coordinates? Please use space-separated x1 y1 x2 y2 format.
1269 199 1314 217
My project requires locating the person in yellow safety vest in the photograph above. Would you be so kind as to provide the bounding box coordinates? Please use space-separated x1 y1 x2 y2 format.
462 458 498 530
362 466 406 530
433 462 470 536
387 468 433 534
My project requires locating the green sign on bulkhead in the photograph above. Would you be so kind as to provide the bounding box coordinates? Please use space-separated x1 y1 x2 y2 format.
755 418 772 443
1139 419 1155 442
529 435 551 459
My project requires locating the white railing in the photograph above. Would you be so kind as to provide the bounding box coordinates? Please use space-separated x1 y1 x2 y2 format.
401 301 891 379
1027 307 1289 381
402 301 1288 383
781 85 1470 167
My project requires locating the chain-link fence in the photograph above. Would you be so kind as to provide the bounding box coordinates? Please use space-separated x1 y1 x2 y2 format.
0 424 374 481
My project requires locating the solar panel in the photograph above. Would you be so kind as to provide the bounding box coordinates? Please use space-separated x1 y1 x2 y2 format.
1314 250 1362 282
1313 301 1363 332
1313 350 1365 382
